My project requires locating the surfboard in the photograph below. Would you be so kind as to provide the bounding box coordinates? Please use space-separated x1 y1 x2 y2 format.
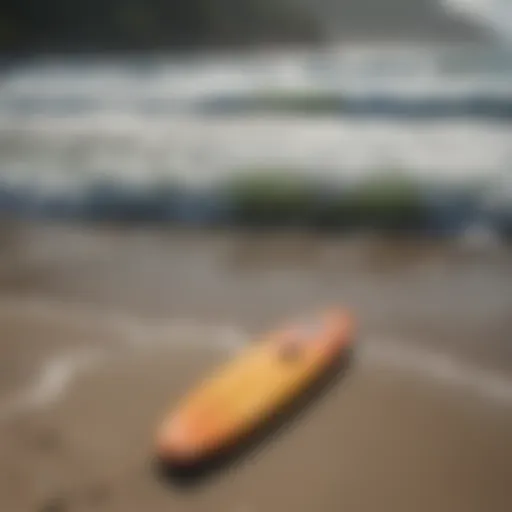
154 307 355 465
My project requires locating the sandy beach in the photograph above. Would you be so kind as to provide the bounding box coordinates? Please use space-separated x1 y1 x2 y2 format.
0 222 511 512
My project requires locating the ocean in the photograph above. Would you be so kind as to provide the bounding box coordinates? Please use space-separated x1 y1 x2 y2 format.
0 42 511 225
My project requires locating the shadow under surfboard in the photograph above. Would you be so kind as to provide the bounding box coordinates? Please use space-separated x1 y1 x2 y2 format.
152 345 356 490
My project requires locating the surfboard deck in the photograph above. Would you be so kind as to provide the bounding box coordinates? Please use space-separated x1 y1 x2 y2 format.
154 308 355 465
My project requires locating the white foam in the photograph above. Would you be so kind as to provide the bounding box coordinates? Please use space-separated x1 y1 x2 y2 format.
0 348 105 420
363 338 512 405
0 297 511 422
0 297 248 421
1 116 508 189
1 45 511 192
0 297 248 351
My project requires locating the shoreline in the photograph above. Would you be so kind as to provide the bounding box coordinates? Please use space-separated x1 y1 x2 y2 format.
1 169 510 241
0 221 511 511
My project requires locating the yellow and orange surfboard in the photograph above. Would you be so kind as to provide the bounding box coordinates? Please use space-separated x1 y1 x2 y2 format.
154 308 355 465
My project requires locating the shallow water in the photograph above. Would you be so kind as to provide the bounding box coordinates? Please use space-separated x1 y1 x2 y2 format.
0 222 511 511
1 222 511 369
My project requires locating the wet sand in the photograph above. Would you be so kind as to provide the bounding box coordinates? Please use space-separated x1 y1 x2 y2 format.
0 221 511 511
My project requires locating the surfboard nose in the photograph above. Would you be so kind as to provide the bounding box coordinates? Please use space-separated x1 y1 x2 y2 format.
326 308 356 347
